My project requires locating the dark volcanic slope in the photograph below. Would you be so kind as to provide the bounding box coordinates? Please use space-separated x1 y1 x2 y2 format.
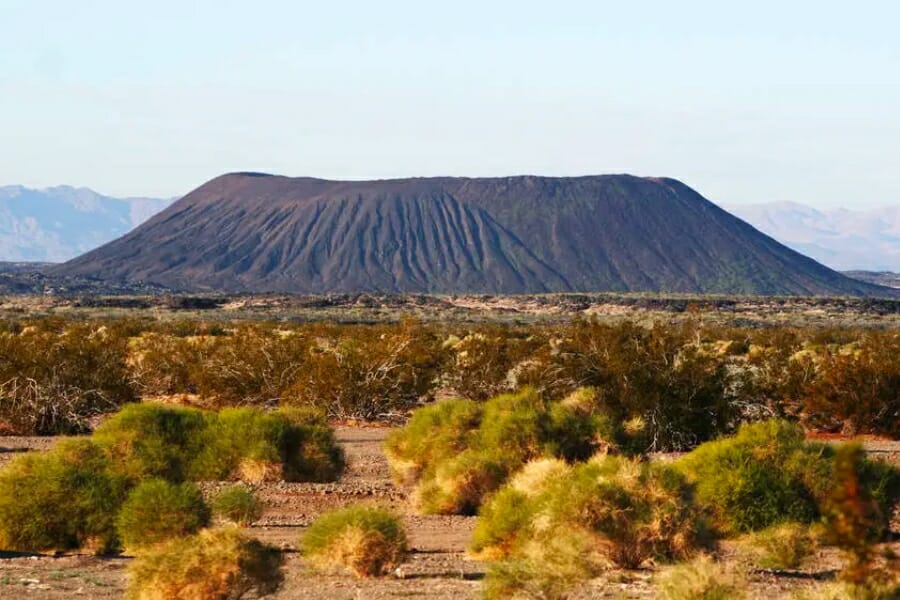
54 174 891 296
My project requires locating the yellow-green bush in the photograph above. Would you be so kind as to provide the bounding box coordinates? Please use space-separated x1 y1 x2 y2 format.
212 485 263 526
479 455 712 598
656 555 747 600
384 397 481 486
94 403 210 481
676 420 900 535
0 439 128 553
126 526 283 600
386 388 605 515
0 402 343 554
302 505 407 577
116 479 210 550
482 533 595 600
95 403 344 483
747 523 815 570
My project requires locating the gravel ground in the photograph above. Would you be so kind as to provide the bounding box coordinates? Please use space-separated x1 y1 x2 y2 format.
1 428 898 599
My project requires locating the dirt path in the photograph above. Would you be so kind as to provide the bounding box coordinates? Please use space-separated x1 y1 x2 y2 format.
1 429 898 598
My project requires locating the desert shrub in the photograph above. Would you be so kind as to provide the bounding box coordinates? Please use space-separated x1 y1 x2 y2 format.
544 456 708 568
0 439 128 553
443 325 545 401
212 485 263 526
656 555 747 600
192 326 312 407
0 322 136 434
413 449 508 515
94 404 344 483
286 321 446 420
126 526 283 600
479 456 708 565
677 420 828 533
302 505 407 577
277 406 346 482
520 320 739 451
482 533 596 600
93 403 211 481
802 332 900 438
127 332 210 397
116 479 210 550
469 458 569 559
677 420 900 535
387 388 604 515
479 455 710 597
748 523 815 570
384 397 482 485
193 407 344 482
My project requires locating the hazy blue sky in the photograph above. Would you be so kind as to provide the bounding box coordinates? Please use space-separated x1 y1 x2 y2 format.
2 1 899 207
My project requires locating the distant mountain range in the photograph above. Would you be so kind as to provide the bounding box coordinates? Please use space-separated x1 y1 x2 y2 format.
726 202 900 272
51 173 888 296
0 185 173 262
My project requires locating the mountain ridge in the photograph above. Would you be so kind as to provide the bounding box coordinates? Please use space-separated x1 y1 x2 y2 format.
53 173 893 297
726 201 900 271
0 185 174 262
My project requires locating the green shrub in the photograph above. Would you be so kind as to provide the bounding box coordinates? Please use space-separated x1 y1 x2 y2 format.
126 526 283 600
0 439 128 553
212 485 263 526
479 455 710 598
482 532 595 600
478 455 711 597
677 420 827 533
95 403 344 484
413 449 507 515
384 397 482 485
193 407 344 482
469 458 569 559
302 505 407 577
748 523 815 570
656 555 747 600
386 388 605 515
546 456 710 568
116 479 210 550
278 407 345 482
677 420 900 535
93 403 210 481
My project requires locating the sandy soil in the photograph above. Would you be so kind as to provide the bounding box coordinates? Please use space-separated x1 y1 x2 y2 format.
1 428 898 598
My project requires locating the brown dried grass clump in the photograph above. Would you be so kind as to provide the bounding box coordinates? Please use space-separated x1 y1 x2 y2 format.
478 455 713 597
656 555 748 600
302 505 407 578
125 526 283 600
